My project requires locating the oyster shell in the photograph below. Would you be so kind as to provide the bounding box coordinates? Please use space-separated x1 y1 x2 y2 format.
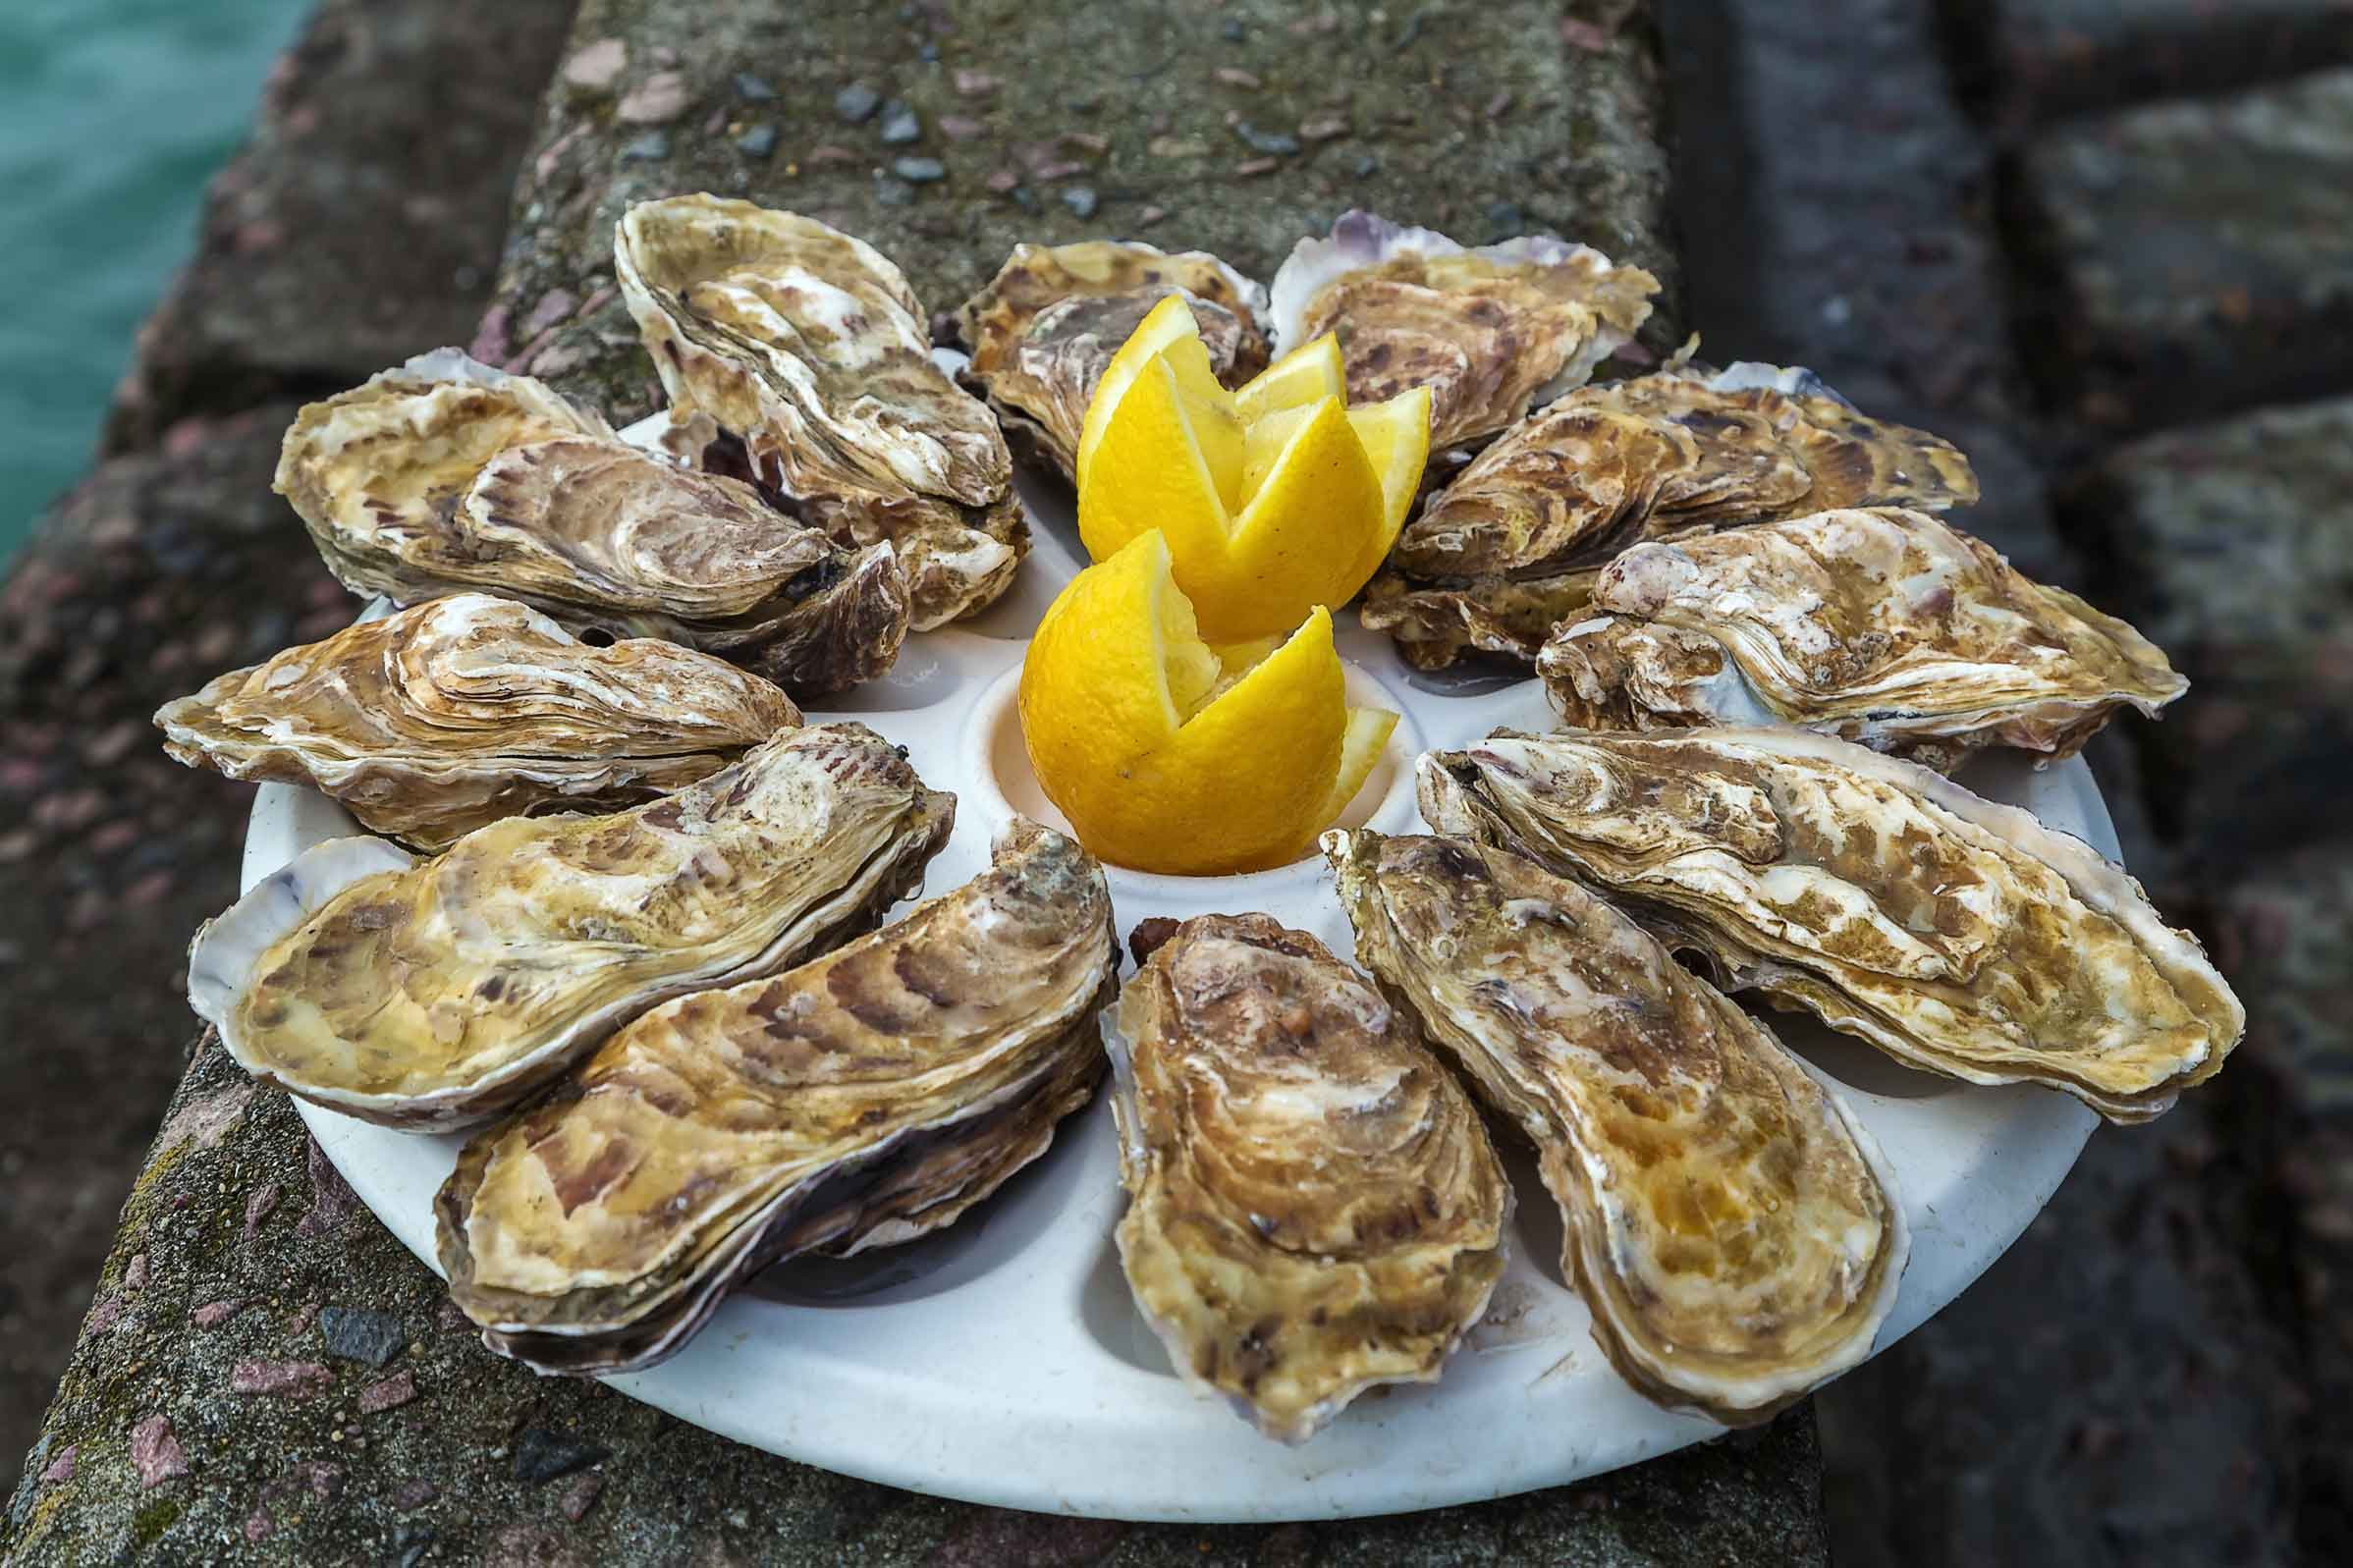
1364 362 1979 669
1267 210 1659 451
1539 508 2187 768
1327 829 1906 1424
1420 730 2245 1123
276 349 907 694
955 241 1271 479
1106 913 1508 1443
435 820 1114 1375
615 195 1025 629
186 723 953 1129
156 594 801 850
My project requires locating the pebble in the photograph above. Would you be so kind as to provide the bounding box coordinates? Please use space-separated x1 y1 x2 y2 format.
1062 185 1100 219
807 143 859 165
874 177 917 207
879 100 922 144
561 1473 606 1522
734 122 779 159
1232 122 1301 156
835 82 881 123
192 1299 247 1329
1012 185 1040 213
985 170 1019 193
1222 19 1247 42
1215 67 1264 89
393 1478 439 1510
919 42 940 63
520 289 577 336
1300 115 1350 142
616 71 690 126
130 1416 189 1487
1353 153 1382 178
86 1295 127 1334
1134 204 1168 227
358 1371 417 1415
231 1359 331 1398
124 1253 148 1291
320 1305 407 1367
734 72 776 101
894 156 947 184
619 131 672 162
1236 157 1281 177
39 1443 77 1485
1033 158 1087 181
388 1525 436 1568
1148 135 1209 159
1488 200 1526 236
561 38 628 92
939 114 984 140
242 1180 283 1239
512 1426 610 1486
954 68 1000 96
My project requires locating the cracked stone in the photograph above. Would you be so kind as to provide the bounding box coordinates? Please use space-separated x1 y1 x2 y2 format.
320 1306 407 1367
512 1426 610 1487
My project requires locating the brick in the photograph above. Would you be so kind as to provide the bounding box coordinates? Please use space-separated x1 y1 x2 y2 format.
2071 397 2353 864
1945 0 2353 131
2013 70 2353 432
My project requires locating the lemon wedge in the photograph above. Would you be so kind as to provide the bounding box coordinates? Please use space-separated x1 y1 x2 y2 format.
1018 531 1396 876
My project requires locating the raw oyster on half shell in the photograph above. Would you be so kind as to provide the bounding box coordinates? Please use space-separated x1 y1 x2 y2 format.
275 349 907 694
186 724 953 1130
1268 210 1659 452
1327 830 1906 1425
615 195 1025 629
436 820 1114 1375
1420 730 2245 1123
1106 913 1508 1443
1363 362 1978 669
955 240 1271 479
156 594 802 850
1539 508 2187 768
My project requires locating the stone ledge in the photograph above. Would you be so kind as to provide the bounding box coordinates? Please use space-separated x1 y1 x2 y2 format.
4 1039 1830 1565
103 0 578 453
475 0 1681 427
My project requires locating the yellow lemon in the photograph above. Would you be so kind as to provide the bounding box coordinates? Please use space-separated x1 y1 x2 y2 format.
1075 301 1431 641
1019 531 1397 876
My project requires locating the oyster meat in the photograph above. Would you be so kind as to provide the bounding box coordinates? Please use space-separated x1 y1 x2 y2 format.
1106 913 1508 1443
156 594 801 850
1327 830 1906 1424
1364 362 1979 670
616 195 1025 629
1268 210 1659 452
276 349 907 694
186 723 953 1129
1421 730 2245 1122
1539 508 2187 768
956 240 1270 479
435 820 1115 1375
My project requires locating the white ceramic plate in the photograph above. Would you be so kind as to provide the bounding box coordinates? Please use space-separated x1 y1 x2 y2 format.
242 455 2107 1523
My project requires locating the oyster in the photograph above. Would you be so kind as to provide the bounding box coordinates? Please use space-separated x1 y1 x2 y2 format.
1106 913 1508 1443
1364 362 1979 669
435 820 1115 1375
186 723 953 1129
1539 508 2187 768
1267 210 1659 452
954 241 1271 479
276 348 907 694
1327 830 1905 1424
1420 730 2245 1122
615 195 1025 628
157 594 801 850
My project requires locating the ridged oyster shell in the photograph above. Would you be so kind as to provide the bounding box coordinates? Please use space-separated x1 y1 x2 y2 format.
435 820 1114 1375
1539 508 2187 769
1268 210 1659 451
1105 913 1508 1444
1363 362 1979 670
1327 830 1906 1425
156 594 802 850
186 724 953 1129
275 349 906 694
955 241 1271 479
615 195 1025 629
1420 730 2245 1123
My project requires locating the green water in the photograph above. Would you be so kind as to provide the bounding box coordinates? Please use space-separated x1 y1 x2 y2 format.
0 0 313 558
